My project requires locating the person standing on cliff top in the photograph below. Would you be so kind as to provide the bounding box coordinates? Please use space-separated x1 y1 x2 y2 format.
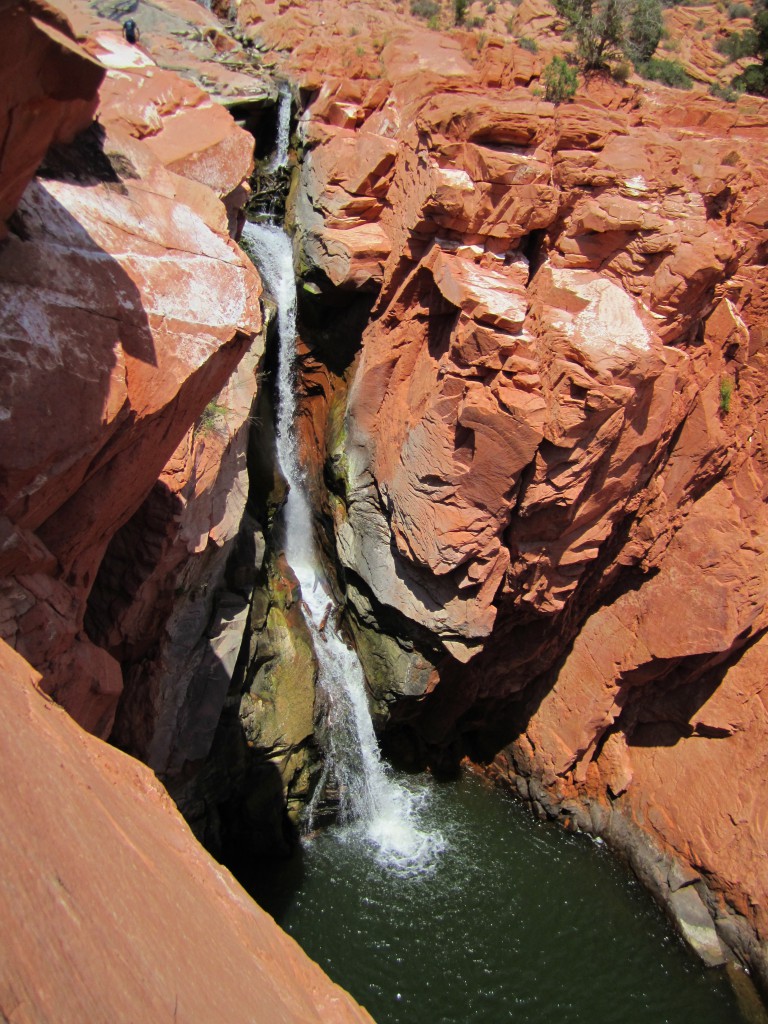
122 19 140 44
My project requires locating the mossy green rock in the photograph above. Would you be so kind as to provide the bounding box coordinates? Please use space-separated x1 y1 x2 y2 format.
346 582 436 713
240 603 316 754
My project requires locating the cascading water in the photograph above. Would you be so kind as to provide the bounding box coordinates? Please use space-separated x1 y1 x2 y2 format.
268 85 292 172
241 221 444 874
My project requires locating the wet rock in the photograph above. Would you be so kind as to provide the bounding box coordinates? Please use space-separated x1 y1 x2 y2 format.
670 886 728 966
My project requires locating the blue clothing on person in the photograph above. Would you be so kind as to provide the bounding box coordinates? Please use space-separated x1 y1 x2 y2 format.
122 19 139 44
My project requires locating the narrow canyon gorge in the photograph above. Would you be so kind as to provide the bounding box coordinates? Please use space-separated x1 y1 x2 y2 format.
1 0 768 1019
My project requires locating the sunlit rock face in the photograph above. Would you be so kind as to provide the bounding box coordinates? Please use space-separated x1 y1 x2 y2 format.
235 0 768 982
0 9 376 1022
0 1 105 239
0 639 374 1024
0 4 263 738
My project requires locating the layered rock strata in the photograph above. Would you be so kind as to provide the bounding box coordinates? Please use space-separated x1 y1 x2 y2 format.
237 0 768 986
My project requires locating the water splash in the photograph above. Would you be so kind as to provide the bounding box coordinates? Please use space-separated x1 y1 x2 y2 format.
241 222 444 874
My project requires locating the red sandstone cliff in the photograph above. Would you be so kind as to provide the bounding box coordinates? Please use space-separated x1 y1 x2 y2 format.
235 0 768 988
0 4 374 1020
0 0 265 737
4 0 768 1004
0 639 373 1024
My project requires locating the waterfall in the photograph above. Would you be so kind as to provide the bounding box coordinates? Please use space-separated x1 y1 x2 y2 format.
241 221 444 874
269 85 291 171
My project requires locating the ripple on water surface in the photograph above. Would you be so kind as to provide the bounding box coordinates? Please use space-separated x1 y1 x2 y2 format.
256 771 752 1024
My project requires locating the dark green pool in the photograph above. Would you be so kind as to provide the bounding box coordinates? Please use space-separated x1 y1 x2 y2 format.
255 771 753 1024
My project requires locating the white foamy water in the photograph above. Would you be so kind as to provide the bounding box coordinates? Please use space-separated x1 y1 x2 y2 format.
269 84 292 171
242 222 444 873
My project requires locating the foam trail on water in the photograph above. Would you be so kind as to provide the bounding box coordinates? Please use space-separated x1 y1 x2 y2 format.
242 221 444 874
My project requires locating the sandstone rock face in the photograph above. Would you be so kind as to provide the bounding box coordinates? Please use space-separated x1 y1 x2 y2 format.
0 1 104 238
0 4 263 739
0 640 373 1024
0 7 372 1016
88 345 265 786
239 0 768 984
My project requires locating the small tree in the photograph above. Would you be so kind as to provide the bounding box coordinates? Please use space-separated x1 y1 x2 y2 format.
553 0 663 69
733 0 768 94
627 0 663 61
552 0 628 68
543 55 579 100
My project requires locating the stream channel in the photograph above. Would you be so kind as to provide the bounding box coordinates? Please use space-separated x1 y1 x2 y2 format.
241 214 753 1024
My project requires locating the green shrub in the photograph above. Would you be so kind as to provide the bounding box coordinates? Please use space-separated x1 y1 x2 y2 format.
612 58 632 80
197 400 230 436
506 15 517 30
518 34 539 50
715 28 759 58
410 0 440 18
455 0 468 23
695 16 706 27
467 13 486 25
728 2 751 17
731 0 767 94
428 12 441 26
710 80 742 99
719 378 733 414
734 59 768 90
628 0 664 61
636 56 693 86
543 54 579 100
486 1 497 12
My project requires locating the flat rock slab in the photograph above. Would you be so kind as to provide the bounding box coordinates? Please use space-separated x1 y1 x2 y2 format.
0 640 374 1024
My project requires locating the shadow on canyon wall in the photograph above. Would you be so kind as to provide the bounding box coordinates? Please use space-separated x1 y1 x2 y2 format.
379 531 765 779
1 123 156 543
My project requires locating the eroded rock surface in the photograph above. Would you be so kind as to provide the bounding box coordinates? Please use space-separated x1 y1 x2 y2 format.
0 5 373 1020
0 640 373 1024
0 3 263 739
237 0 768 985
0 0 104 238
